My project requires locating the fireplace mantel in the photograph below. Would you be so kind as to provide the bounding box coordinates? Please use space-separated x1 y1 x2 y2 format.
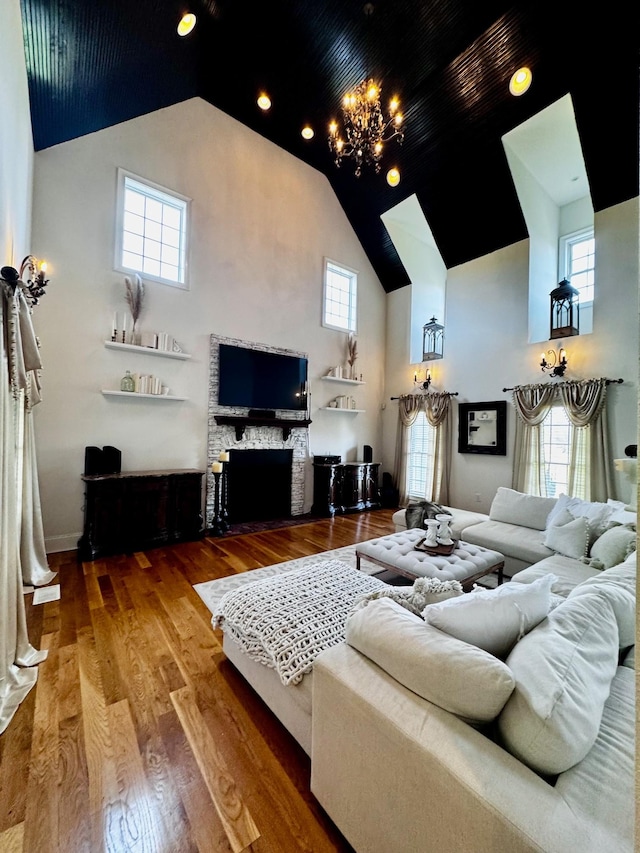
214 415 312 441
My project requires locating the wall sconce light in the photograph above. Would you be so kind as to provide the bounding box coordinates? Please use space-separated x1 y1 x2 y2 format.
540 347 568 377
19 255 50 305
422 316 444 361
1 255 50 306
413 367 432 390
550 278 579 339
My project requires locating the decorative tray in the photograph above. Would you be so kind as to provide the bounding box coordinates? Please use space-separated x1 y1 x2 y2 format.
414 538 458 556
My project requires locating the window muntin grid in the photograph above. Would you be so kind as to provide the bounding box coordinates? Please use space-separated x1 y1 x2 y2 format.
560 229 595 304
407 412 436 500
116 171 189 288
323 260 357 332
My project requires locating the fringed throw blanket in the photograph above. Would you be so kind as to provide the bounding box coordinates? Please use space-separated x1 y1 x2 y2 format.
213 559 388 685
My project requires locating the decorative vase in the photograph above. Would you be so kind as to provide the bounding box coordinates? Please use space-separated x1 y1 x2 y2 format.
435 513 454 545
424 519 439 546
120 370 135 392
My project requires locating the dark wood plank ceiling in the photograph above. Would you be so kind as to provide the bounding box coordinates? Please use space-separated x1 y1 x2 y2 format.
19 0 639 292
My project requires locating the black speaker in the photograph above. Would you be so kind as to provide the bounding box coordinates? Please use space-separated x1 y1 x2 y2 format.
363 444 373 462
84 446 104 475
102 445 122 474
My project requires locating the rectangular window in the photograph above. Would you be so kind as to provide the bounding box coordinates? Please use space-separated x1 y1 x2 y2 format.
323 259 357 332
559 227 594 304
525 404 588 500
115 169 190 288
406 412 436 500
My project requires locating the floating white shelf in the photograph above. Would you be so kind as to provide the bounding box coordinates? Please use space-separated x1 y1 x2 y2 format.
104 340 191 360
102 390 187 401
320 375 364 385
320 406 365 413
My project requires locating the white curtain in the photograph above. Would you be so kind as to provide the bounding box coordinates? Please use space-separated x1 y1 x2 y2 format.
0 281 49 734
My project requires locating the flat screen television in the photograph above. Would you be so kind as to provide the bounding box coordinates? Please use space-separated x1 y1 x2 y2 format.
218 343 308 411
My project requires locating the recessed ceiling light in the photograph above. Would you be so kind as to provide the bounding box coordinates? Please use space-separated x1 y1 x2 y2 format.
386 167 401 187
301 126 314 140
509 67 532 96
257 93 272 111
177 13 196 37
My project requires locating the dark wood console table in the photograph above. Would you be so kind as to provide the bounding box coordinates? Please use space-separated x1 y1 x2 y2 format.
78 469 204 560
312 461 381 517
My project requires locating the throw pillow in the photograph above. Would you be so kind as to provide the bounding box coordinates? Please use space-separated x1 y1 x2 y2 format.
498 592 619 776
588 524 636 570
404 501 451 530
542 512 590 560
422 573 556 659
345 598 516 723
545 493 613 539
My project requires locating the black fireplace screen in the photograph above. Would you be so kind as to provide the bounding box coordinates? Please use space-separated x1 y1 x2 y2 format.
227 449 293 523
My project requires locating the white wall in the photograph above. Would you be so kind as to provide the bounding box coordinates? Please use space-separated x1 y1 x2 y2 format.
29 98 386 551
383 197 638 513
1 0 33 263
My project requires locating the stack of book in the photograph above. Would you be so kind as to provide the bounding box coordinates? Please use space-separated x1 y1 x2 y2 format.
130 374 164 395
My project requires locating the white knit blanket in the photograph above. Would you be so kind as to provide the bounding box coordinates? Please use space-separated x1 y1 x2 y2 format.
212 559 388 685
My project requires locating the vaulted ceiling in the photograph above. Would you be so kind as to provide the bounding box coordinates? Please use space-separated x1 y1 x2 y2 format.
19 0 639 292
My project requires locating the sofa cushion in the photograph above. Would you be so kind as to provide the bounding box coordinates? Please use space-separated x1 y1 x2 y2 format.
588 523 636 569
546 494 614 538
509 554 600 596
489 487 557 531
554 666 635 850
345 598 515 723
498 592 620 776
568 558 636 649
542 511 591 560
422 574 556 659
462 520 554 566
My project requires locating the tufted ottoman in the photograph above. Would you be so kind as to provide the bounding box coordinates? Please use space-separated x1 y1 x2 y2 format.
355 529 504 589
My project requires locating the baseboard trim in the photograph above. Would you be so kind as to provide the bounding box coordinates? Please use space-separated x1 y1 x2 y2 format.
45 533 80 554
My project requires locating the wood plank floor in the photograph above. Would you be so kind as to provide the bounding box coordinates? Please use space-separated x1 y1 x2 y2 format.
0 509 396 853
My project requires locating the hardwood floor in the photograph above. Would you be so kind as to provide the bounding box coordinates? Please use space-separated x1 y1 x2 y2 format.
0 509 396 853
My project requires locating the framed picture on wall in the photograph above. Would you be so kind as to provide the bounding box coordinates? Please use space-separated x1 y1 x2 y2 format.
458 401 507 456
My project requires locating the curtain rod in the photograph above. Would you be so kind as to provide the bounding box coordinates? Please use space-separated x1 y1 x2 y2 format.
390 392 459 400
502 378 623 392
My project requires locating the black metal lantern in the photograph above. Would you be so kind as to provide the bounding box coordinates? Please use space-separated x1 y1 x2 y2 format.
422 316 444 361
550 278 579 339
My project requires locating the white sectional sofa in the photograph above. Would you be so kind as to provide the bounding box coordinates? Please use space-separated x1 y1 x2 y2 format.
311 553 636 853
310 488 636 852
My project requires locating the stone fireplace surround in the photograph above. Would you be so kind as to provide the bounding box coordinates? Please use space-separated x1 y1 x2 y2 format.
206 334 310 528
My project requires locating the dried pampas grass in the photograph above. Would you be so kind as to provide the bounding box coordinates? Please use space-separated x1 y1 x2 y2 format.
124 274 144 327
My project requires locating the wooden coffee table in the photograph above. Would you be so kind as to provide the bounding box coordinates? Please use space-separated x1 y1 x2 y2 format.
355 528 504 590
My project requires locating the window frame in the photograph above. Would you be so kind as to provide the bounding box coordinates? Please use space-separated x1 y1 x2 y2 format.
115 168 191 290
322 258 358 333
559 226 594 305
